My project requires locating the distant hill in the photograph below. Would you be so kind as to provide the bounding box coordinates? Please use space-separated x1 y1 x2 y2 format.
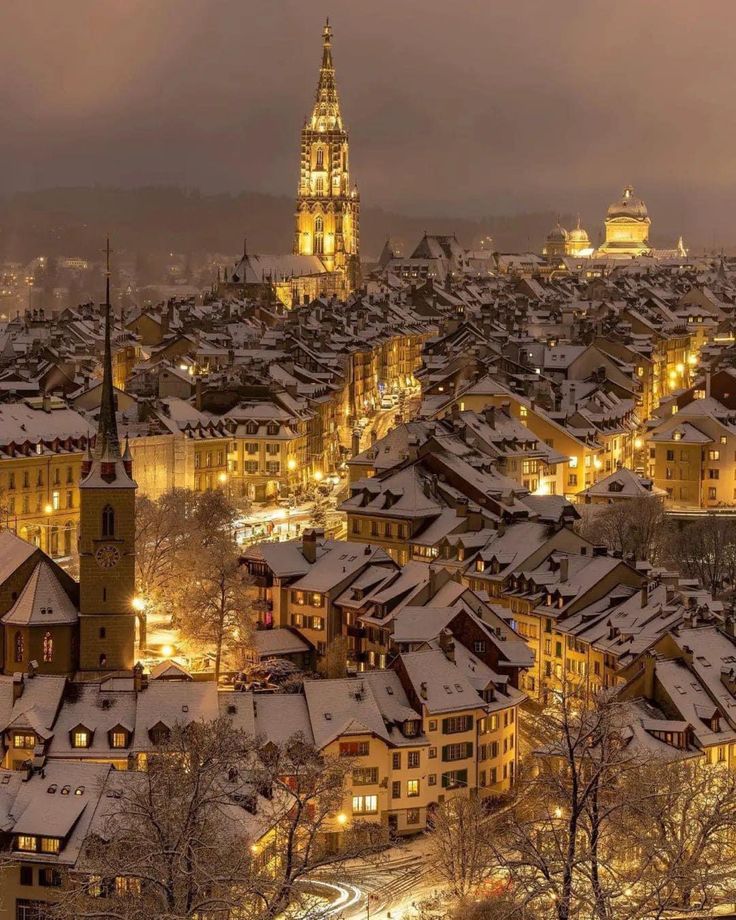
0 186 570 265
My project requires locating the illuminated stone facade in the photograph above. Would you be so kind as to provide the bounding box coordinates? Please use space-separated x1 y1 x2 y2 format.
596 185 652 257
294 20 360 293
78 289 137 673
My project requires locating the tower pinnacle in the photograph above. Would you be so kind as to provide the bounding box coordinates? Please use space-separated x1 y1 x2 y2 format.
95 238 121 463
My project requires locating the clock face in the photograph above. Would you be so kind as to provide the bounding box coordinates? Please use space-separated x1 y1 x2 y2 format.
95 545 121 569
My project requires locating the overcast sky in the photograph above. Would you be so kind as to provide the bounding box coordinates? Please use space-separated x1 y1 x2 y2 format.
0 0 733 240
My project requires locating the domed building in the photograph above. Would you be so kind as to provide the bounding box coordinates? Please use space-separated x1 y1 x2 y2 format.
566 217 592 256
597 185 652 257
543 218 593 259
543 221 569 259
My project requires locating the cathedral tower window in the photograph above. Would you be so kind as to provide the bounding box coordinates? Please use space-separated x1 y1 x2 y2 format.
43 632 53 663
316 147 324 168
315 217 324 254
315 177 324 196
102 505 115 538
14 632 23 662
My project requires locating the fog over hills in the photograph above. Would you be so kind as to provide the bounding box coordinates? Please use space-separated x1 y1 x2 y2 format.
0 186 580 266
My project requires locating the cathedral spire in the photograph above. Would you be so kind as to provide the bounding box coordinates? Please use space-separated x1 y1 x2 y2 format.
95 238 121 463
311 18 341 130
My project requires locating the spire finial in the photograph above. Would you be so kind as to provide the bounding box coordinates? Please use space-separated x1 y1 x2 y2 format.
95 237 121 463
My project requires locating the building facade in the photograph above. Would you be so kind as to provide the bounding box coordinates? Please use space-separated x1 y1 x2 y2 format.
294 20 360 293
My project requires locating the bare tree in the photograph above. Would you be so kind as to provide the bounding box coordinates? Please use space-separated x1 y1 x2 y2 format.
322 634 349 679
668 515 736 593
249 734 384 918
577 497 668 563
42 720 380 920
134 489 191 606
427 796 497 900
47 719 260 920
468 687 736 920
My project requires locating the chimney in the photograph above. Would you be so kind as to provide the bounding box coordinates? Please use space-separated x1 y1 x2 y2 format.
302 529 318 565
681 644 694 667
133 662 148 693
41 393 51 413
27 660 37 679
705 371 711 399
721 667 736 697
12 673 23 703
352 428 361 457
642 650 656 699
439 628 455 663
558 557 569 583
640 582 649 609
419 681 428 700
370 429 377 446
483 405 496 429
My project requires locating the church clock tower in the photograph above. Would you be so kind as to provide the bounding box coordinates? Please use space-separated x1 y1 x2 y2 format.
78 241 137 672
294 20 361 292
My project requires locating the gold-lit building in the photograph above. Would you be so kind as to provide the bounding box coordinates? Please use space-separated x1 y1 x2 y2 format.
543 218 592 259
596 185 652 257
294 20 360 292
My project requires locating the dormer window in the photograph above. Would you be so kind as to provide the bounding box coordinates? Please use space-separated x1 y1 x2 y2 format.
149 722 171 746
109 727 129 749
476 560 484 573
266 423 279 436
403 720 420 738
71 726 92 749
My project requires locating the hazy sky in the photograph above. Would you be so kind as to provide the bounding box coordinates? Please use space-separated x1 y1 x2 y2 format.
0 0 734 239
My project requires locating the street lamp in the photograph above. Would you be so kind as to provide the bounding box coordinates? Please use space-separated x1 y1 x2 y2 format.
44 503 53 515
287 458 297 472
314 470 323 482
131 596 146 612
218 471 228 485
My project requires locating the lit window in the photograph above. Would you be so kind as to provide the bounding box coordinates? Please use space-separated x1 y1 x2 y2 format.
13 733 34 749
568 456 578 469
43 632 53 663
51 490 60 511
72 730 90 749
407 779 420 797
16 836 37 852
40 838 60 854
111 731 127 749
352 794 378 815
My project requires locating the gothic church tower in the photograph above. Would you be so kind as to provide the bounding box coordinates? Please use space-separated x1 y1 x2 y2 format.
78 241 137 672
294 20 360 292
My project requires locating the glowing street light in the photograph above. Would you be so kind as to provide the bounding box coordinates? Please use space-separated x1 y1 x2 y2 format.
44 503 53 515
287 457 297 471
131 596 146 612
218 472 228 484
161 645 173 658
314 470 323 482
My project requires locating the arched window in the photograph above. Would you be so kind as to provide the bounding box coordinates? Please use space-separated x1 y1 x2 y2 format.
102 505 115 538
316 147 324 169
314 217 324 255
43 632 53 663
14 632 23 663
315 177 324 196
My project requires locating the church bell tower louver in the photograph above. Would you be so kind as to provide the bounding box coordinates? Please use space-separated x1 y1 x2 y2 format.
78 240 137 672
294 19 361 293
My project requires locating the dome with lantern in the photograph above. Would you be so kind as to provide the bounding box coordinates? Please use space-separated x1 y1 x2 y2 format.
606 185 649 221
